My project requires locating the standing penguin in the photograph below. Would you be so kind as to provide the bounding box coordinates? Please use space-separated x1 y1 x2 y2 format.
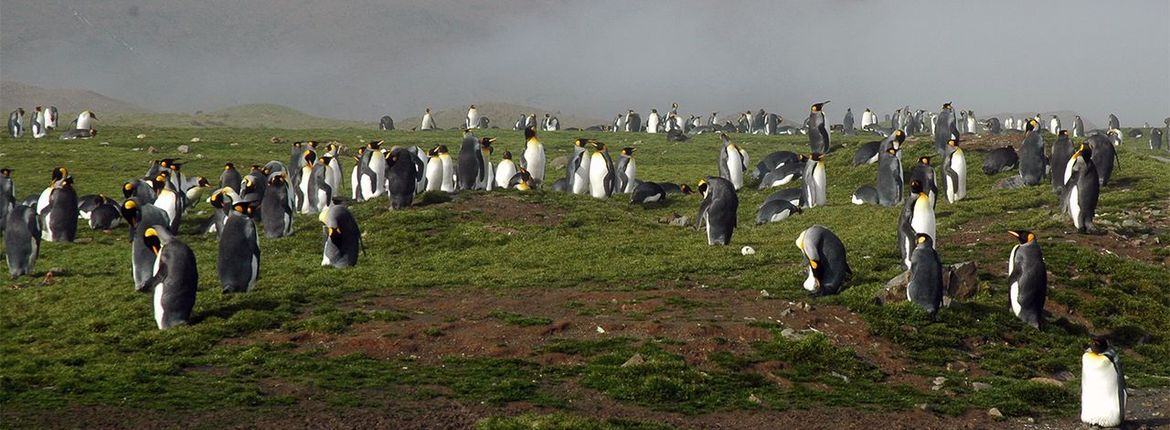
1081 337 1126 428
31 106 46 138
933 103 959 155
803 153 828 208
613 147 636 194
8 109 25 137
364 141 388 198
1151 128 1164 151
466 105 480 129
423 145 446 192
795 225 852 296
309 157 334 213
5 205 39 277
1072 115 1085 137
1007 230 1047 329
907 233 944 320
142 226 197 330
220 163 243 193
219 201 260 293
320 205 361 268
478 137 495 190
0 168 14 233
1092 131 1120 186
647 109 660 133
75 110 97 131
495 150 517 190
1107 114 1120 130
420 108 437 131
861 108 877 130
123 199 170 290
910 156 938 207
386 147 419 209
807 101 831 154
843 108 855 135
1050 130 1075 194
456 130 484 191
45 106 59 130
1019 118 1047 186
940 139 967 203
1048 115 1061 134
521 127 546 187
151 173 184 232
876 146 904 207
260 175 293 238
1062 143 1100 234
718 133 748 190
567 139 591 195
694 177 738 246
295 150 316 212
588 141 615 199
42 176 79 242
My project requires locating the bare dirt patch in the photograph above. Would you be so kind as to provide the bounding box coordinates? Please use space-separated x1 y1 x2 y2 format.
450 194 565 226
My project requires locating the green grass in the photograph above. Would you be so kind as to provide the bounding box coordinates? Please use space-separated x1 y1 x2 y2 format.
1 125 1168 426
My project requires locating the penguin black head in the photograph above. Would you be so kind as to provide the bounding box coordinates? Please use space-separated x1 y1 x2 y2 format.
60 176 75 188
620 147 635 157
651 109 658 113
209 189 228 209
232 200 254 216
224 163 235 171
697 179 709 197
909 179 924 194
894 129 906 141
591 141 608 152
524 126 537 141
810 153 825 162
1089 336 1111 354
947 139 959 148
942 102 952 110
51 167 68 182
425 108 431 113
319 155 334 166
1058 130 1069 137
302 150 316 167
1074 143 1093 161
122 181 136 198
143 227 162 256
480 136 496 148
917 156 931 166
151 174 168 192
241 176 257 194
810 101 830 112
679 184 693 194
121 199 140 225
885 147 898 156
1 168 11 177
368 140 383 150
501 150 512 160
914 233 934 248
1026 119 1038 132
436 145 449 154
469 104 475 109
574 138 588 148
1007 230 1035 244
268 175 287 187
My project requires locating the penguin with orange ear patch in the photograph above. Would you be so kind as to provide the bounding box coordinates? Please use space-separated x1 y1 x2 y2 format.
1007 230 1046 328
143 226 198 329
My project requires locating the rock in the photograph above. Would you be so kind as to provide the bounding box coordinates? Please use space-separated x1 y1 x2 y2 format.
915 403 931 411
987 408 1003 419
136 134 147 139
190 137 201 143
1121 219 1141 228
944 261 979 301
972 382 992 392
879 270 912 303
1052 370 1075 381
748 393 763 405
932 376 947 386
177 145 190 154
741 246 756 255
669 215 690 227
780 328 805 340
995 176 1026 189
146 146 159 154
550 155 568 170
1028 377 1063 387
778 308 793 317
270 136 283 144
621 353 644 368
759 289 770 297
596 326 606 334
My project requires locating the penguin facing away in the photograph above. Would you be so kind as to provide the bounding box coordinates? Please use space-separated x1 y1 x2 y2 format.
5 205 40 277
694 177 738 246
907 233 944 321
1050 130 1074 194
320 205 361 268
260 175 294 238
219 201 261 293
1007 230 1046 329
807 101 831 153
1081 336 1126 428
143 226 198 330
43 176 79 242
386 147 419 209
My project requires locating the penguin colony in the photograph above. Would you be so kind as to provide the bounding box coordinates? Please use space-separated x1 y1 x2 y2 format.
2 105 1156 426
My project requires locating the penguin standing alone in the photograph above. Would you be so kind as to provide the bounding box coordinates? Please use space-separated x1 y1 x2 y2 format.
8 109 24 137
940 139 967 203
876 146 904 207
456 130 484 191
694 177 738 246
5 205 39 277
717 133 748 190
219 201 261 293
795 225 852 296
907 233 944 320
320 205 361 268
1019 119 1047 186
142 226 198 330
31 107 46 138
0 168 14 232
1061 143 1099 234
420 108 437 130
933 103 959 155
1049 130 1074 194
1081 337 1126 428
466 105 480 129
521 127 546 187
495 151 517 190
1007 230 1046 329
807 102 831 153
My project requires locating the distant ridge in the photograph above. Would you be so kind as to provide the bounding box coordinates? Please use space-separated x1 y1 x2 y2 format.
0 81 148 116
399 102 607 130
102 104 372 129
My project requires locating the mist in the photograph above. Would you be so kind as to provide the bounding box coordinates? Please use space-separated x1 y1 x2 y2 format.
2 0 1167 125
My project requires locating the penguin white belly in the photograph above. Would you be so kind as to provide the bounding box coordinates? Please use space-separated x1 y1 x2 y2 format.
153 282 166 329
495 161 516 189
425 161 443 191
1069 185 1082 229
911 201 936 243
484 162 494 191
524 145 545 183
771 210 792 222
249 255 259 291
572 165 590 195
953 152 967 200
1081 356 1123 427
812 164 827 206
326 165 341 194
315 189 328 212
41 212 53 240
351 166 360 200
725 149 743 190
77 116 92 130
298 168 312 212
1009 281 1022 316
589 154 608 199
156 192 178 224
803 267 817 291
440 156 455 192
369 155 387 196
623 159 637 193
37 188 52 215
643 193 662 203
1062 160 1076 187
851 194 865 205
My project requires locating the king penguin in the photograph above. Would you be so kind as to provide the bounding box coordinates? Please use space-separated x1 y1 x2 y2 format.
876 146 903 207
8 109 24 137
220 163 243 193
456 130 484 191
907 233 944 320
1019 118 1047 186
151 173 184 232
260 174 293 238
614 147 637 194
31 106 46 138
795 225 852 296
909 156 938 207
807 101 831 154
647 109 660 133
0 168 14 233
757 199 802 224
695 177 738 245
1072 115 1085 137
5 204 39 277
588 141 615 199
1061 143 1099 234
495 150 517 190
1050 130 1074 194
76 110 96 131
1007 230 1046 329
219 200 261 293
843 108 855 135
933 103 959 155
718 133 748 190
982 146 1019 175
567 139 591 195
1081 336 1126 428
420 108 437 131
1091 132 1120 186
42 176 79 242
320 204 361 268
386 147 419 209
46 106 58 130
521 127 546 187
940 139 967 203
142 226 198 330
629 181 667 206
364 140 388 199
85 195 122 231
123 198 170 291
803 153 828 208
466 105 480 129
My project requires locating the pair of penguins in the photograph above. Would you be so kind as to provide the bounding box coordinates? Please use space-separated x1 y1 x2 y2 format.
3 167 84 277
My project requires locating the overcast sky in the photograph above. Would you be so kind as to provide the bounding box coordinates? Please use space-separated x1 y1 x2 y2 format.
2 0 1168 125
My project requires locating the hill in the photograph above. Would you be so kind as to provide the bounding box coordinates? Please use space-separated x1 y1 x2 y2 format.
398 102 607 130
0 81 148 116
983 110 1097 130
101 104 372 129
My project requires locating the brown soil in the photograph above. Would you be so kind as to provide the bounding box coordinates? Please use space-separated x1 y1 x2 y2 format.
450 194 565 226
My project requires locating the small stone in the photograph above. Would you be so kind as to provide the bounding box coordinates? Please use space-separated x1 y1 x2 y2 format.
195 154 204 159
881 270 911 303
190 137 201 143
669 215 690 227
778 308 793 317
596 326 606 334
270 136 283 144
177 145 190 154
620 353 644 368
987 408 1003 419
146 146 159 154
741 246 756 255
944 261 979 301
1121 219 1140 228
1028 377 1063 387
759 289 770 297
136 134 146 139
933 376 947 386
994 176 1027 189
98 141 110 146
915 403 931 411
972 382 992 391
748 393 763 405
780 328 804 340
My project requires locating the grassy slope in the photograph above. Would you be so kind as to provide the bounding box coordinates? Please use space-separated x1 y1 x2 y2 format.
0 126 1168 428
